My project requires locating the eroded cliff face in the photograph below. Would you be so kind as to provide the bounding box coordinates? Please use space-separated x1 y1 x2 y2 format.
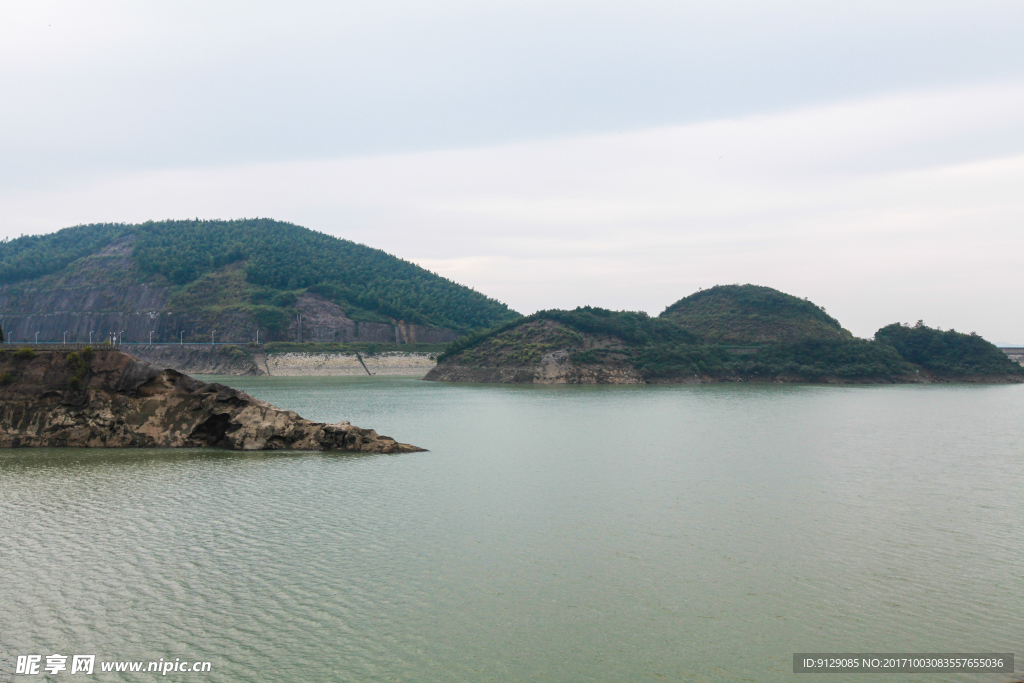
0 349 423 452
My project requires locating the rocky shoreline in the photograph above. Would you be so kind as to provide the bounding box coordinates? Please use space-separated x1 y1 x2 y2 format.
0 349 424 452
425 354 1024 385
425 362 1024 384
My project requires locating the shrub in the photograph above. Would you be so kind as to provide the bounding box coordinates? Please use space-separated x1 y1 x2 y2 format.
66 351 89 391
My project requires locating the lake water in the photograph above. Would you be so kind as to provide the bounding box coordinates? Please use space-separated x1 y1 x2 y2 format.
1 378 1021 682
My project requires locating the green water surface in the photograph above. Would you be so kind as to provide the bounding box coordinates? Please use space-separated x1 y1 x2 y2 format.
1 378 1021 682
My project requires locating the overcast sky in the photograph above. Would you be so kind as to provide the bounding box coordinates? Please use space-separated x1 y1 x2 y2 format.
3 0 1023 341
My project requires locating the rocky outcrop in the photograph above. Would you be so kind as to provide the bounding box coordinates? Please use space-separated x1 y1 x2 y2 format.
425 349 644 384
0 349 423 452
424 319 645 384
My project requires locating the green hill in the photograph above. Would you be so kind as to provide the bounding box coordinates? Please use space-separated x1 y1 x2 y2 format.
428 287 1021 384
429 304 912 383
875 322 1023 376
0 219 519 344
659 284 851 343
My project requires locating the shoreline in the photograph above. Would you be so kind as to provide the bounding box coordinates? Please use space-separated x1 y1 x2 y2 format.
424 364 1024 385
124 346 437 377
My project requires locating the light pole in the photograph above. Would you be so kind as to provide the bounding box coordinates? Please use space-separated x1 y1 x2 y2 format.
89 331 93 344
256 329 259 345
180 330 184 345
35 331 39 344
149 331 154 345
64 331 67 345
212 330 216 345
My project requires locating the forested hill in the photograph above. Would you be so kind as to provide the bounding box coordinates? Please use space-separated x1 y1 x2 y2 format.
0 219 518 332
660 284 851 343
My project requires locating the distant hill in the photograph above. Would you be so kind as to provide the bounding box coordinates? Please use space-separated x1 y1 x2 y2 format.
426 288 1022 384
660 284 851 343
0 219 519 344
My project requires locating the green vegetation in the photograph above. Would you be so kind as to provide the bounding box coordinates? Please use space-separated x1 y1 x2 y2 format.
131 219 517 330
631 339 912 379
661 284 850 343
0 371 13 386
66 351 88 391
13 348 37 360
0 219 520 332
437 302 935 381
264 342 448 356
0 224 126 284
875 322 1023 376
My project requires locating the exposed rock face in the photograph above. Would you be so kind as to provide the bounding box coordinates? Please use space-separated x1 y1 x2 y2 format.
424 320 645 384
425 360 644 384
0 349 423 452
291 293 461 344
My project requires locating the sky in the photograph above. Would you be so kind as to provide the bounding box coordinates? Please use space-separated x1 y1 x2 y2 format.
2 0 1023 341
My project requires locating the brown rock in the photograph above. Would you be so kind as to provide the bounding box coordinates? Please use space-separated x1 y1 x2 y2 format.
0 349 424 452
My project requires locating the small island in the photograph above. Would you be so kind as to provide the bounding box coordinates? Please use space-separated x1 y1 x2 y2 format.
425 285 1024 385
0 347 423 451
